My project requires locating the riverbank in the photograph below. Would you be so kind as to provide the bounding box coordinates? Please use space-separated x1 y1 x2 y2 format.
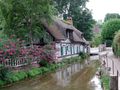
0 56 87 88
1 59 101 90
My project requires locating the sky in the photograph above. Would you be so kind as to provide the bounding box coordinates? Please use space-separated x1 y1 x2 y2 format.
86 0 120 21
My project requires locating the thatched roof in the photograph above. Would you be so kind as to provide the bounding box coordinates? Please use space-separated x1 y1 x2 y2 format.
42 18 89 44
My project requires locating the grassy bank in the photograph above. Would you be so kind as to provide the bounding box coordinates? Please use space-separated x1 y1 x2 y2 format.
101 75 110 90
0 56 87 87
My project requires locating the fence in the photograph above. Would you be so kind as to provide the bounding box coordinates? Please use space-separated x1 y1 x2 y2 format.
0 57 39 67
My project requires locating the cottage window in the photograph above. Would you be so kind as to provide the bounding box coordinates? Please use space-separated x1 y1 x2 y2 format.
70 45 72 54
66 31 70 38
61 46 63 56
77 46 79 53
66 30 73 39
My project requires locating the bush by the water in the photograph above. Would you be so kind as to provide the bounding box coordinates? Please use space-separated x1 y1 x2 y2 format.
113 30 120 57
79 52 89 60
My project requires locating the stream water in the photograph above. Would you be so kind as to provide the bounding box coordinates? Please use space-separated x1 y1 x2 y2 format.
1 58 102 90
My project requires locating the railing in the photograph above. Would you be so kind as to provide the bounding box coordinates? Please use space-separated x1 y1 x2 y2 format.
0 57 39 67
99 44 106 52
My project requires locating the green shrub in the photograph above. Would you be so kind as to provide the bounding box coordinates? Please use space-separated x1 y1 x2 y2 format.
79 52 88 59
48 64 58 71
113 30 120 57
101 75 110 90
15 71 27 80
0 31 8 48
0 65 13 82
106 40 112 47
0 80 6 86
27 68 42 77
92 34 102 47
39 60 49 67
41 67 49 74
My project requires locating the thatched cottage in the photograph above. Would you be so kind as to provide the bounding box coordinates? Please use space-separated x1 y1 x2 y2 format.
40 17 90 60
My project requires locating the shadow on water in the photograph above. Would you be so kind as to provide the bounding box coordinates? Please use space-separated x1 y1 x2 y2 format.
1 60 102 90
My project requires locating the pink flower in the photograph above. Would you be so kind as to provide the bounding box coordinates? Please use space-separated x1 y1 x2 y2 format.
0 50 3 54
4 45 9 48
10 42 16 48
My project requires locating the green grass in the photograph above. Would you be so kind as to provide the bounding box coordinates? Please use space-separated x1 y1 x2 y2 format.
101 75 110 90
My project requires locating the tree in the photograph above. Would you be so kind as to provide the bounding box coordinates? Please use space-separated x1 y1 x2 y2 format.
0 0 54 43
101 19 120 46
91 34 102 47
54 0 88 15
104 13 120 22
72 8 95 40
54 0 94 40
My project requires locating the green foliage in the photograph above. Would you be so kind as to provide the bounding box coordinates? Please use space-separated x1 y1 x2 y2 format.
104 13 120 22
39 60 49 67
0 0 54 42
101 75 110 90
113 30 120 57
101 19 120 46
54 0 94 40
27 68 42 77
0 80 6 86
54 0 88 14
0 65 12 81
106 40 112 47
0 30 9 47
91 34 102 47
79 52 89 60
6 71 27 83
73 9 94 40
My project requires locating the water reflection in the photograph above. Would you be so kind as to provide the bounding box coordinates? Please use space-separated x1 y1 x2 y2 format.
90 76 102 90
55 63 83 87
1 61 102 90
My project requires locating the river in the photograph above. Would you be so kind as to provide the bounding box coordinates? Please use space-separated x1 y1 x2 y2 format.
1 58 102 90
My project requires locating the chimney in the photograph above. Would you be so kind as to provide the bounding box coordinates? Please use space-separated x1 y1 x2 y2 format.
66 17 73 25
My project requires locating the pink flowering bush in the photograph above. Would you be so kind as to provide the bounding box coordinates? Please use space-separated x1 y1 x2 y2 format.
0 38 57 67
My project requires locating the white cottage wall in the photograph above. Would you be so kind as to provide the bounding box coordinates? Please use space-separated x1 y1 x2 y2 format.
55 40 89 61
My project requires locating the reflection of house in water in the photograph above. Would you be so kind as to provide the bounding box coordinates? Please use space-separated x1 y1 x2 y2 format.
55 63 83 87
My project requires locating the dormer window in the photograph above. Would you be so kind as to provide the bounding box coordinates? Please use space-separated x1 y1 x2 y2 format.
66 30 70 38
66 29 73 39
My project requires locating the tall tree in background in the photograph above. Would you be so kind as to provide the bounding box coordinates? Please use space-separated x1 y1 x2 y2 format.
54 0 95 40
104 13 120 22
101 19 120 46
0 0 54 43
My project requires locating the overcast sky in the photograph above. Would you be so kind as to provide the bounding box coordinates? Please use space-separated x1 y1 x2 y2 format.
86 0 120 21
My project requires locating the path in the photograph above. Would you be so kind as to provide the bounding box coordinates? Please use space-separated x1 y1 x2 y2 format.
99 47 120 90
99 47 120 76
